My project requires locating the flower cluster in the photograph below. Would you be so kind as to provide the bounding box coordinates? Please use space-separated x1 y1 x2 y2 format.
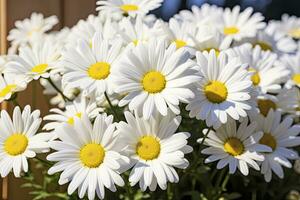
1 0 300 199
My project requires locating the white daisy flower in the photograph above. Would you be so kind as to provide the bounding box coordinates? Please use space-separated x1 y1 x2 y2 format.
67 15 117 48
0 74 27 103
62 31 123 96
43 96 102 131
0 106 51 177
156 18 196 49
201 118 271 176
217 6 265 43
251 110 300 182
113 39 200 119
192 25 231 54
186 50 253 128
239 24 297 54
118 17 159 47
47 113 129 200
175 4 223 26
271 14 300 40
96 0 163 19
281 51 300 88
5 38 61 82
7 13 58 52
227 44 290 94
0 56 7 73
117 111 192 191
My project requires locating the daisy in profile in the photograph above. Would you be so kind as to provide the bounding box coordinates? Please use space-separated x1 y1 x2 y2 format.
0 74 27 103
47 113 129 200
175 4 223 26
5 38 61 82
113 39 200 119
201 118 271 176
217 6 265 43
271 14 300 40
62 31 123 96
227 44 290 94
7 13 58 53
96 0 163 19
251 110 300 182
186 50 253 128
43 96 102 131
281 51 300 88
0 106 51 177
117 111 192 191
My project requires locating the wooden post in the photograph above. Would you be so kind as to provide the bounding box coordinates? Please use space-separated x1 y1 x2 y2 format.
0 0 8 199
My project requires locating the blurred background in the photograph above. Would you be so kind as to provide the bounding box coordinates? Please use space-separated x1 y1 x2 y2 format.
0 0 300 199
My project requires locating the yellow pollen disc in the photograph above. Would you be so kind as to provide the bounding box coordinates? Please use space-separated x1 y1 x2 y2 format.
120 4 139 12
4 134 28 156
67 113 82 125
257 99 277 117
259 133 277 151
288 28 300 39
0 84 17 97
31 64 48 74
174 39 187 49
254 41 273 51
136 136 160 160
223 26 239 35
292 74 300 84
142 71 166 93
87 62 110 80
133 39 138 46
224 137 244 156
204 81 228 104
80 143 105 168
202 48 220 56
249 68 261 86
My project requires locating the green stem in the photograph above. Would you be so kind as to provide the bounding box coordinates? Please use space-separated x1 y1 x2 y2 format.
104 92 120 121
46 78 71 102
34 156 52 167
215 168 226 188
167 183 174 200
199 127 212 146
221 173 230 191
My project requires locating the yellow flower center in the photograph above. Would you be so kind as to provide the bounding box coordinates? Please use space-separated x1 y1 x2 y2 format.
202 48 220 56
223 26 239 35
254 41 273 51
288 28 300 39
204 81 228 103
31 64 48 74
4 134 28 156
120 4 139 12
292 74 300 84
174 39 187 49
249 68 261 86
80 143 105 168
133 39 139 46
257 99 277 117
87 62 110 80
136 136 160 160
259 133 277 151
142 71 166 93
224 137 244 156
67 113 82 125
0 84 17 97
